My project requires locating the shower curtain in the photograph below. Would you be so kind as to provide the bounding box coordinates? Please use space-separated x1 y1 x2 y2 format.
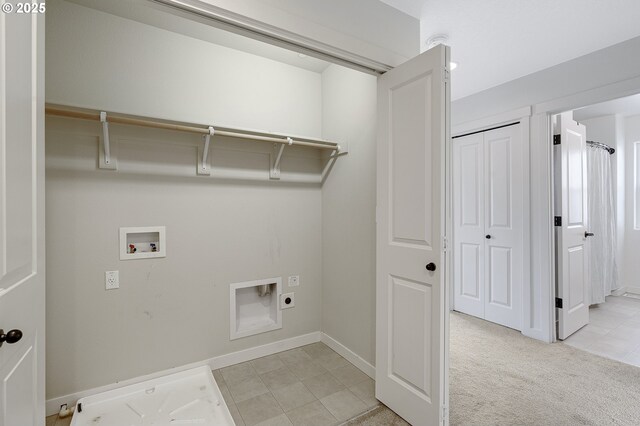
587 145 618 305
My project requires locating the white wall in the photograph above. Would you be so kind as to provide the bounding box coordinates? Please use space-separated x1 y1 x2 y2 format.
321 65 378 365
580 115 625 287
453 36 640 125
45 0 326 400
623 115 640 290
46 0 322 137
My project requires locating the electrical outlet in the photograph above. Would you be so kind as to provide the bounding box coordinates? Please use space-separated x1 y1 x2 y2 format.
280 292 295 309
288 275 299 287
105 271 119 290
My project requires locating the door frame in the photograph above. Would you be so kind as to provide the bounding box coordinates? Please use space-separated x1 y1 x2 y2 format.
532 77 640 343
450 109 531 336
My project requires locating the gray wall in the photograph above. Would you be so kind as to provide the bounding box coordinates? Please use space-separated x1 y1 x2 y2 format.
321 65 378 365
452 36 640 125
45 0 326 400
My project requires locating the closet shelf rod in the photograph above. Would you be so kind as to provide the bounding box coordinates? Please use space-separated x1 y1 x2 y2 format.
45 106 340 151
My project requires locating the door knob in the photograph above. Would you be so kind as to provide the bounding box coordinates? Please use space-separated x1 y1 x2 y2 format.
0 329 23 348
485 235 492 239
585 232 595 238
426 263 436 272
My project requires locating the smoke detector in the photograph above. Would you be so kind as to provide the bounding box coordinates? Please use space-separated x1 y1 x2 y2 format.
426 34 449 50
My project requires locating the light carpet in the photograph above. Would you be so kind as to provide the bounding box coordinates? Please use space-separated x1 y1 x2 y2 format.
450 312 640 425
348 312 640 425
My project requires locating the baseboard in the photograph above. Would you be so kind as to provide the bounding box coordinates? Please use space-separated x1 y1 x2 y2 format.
612 286 640 296
321 333 376 379
46 331 321 416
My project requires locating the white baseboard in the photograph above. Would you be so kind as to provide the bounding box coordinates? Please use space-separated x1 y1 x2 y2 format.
613 286 640 296
321 333 376 379
46 331 321 416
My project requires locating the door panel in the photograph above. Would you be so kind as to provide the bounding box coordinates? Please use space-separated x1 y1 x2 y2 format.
0 5 45 426
391 74 433 247
488 246 511 306
487 136 511 228
484 125 523 329
376 44 449 426
453 133 484 318
390 276 431 398
555 112 589 339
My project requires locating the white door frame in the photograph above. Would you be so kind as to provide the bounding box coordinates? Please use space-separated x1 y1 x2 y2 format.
450 108 531 336
531 76 640 343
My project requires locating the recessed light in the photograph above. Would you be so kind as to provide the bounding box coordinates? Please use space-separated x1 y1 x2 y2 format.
450 62 458 70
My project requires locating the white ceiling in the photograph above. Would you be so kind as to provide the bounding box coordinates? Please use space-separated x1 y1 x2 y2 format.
68 0 331 74
381 0 640 100
574 93 640 122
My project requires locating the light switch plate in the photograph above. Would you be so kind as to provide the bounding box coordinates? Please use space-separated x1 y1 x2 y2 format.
288 275 299 287
105 271 119 290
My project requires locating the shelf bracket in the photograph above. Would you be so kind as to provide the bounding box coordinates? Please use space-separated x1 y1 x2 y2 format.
321 143 348 184
198 126 215 176
98 111 117 170
270 137 291 179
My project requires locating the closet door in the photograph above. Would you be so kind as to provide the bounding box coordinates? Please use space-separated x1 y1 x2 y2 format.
453 133 485 318
483 125 523 330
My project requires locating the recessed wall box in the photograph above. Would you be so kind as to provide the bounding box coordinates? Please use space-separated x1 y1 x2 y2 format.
230 277 282 340
119 226 166 260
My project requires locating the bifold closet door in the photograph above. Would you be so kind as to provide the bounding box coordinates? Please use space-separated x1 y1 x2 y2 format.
453 133 485 318
453 124 523 330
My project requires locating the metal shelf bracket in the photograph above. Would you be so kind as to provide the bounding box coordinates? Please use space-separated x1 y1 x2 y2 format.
270 137 291 179
98 111 117 170
198 126 215 176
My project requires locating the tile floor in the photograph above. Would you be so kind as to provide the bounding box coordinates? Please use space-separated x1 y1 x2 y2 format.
46 342 378 426
563 295 640 366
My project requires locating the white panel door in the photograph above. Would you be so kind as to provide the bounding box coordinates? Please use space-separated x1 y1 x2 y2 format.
483 125 523 329
555 113 589 340
0 4 45 426
452 125 523 330
376 44 450 426
453 133 484 318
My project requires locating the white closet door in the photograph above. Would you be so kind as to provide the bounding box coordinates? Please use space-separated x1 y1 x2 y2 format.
376 44 449 426
453 133 485 318
483 125 523 330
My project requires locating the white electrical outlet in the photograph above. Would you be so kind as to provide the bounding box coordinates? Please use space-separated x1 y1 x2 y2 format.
105 271 119 290
280 292 295 309
288 275 299 287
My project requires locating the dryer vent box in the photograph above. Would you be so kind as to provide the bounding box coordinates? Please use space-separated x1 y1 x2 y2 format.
230 277 282 340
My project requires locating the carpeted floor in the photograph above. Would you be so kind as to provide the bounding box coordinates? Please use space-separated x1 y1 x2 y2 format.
347 312 640 425
450 312 640 425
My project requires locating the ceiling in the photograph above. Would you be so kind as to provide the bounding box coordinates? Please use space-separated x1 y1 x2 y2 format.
381 0 640 100
574 93 640 122
68 0 331 73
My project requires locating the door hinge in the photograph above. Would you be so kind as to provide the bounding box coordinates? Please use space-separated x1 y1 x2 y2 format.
555 297 563 309
441 406 448 424
554 216 562 226
553 135 561 145
442 236 448 251
443 67 450 83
